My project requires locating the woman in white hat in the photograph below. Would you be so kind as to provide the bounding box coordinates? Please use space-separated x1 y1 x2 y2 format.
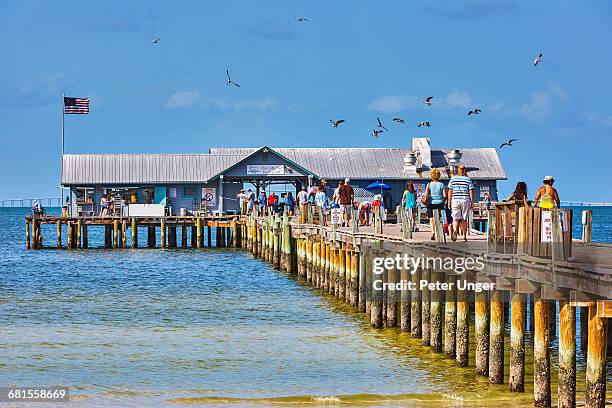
534 175 560 209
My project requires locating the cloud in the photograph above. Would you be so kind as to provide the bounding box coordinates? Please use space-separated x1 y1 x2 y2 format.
520 85 570 120
367 95 420 113
581 111 612 128
10 72 65 106
88 5 159 33
165 91 200 109
445 89 472 109
244 20 293 40
235 97 277 111
422 0 518 19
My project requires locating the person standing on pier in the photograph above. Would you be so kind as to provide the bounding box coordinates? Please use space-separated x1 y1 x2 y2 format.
246 189 255 215
447 165 474 242
286 191 295 217
338 178 354 227
258 190 267 216
315 184 329 225
237 190 247 215
297 187 308 219
268 192 279 214
507 181 529 207
534 175 560 209
402 181 418 232
423 168 446 240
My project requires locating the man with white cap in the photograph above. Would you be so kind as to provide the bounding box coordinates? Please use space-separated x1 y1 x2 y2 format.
338 177 354 227
534 175 560 209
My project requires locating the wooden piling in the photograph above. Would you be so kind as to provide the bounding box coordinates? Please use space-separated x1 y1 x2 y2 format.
121 221 127 248
67 221 73 248
181 224 187 248
509 292 525 392
411 267 422 338
56 220 62 248
76 219 82 248
26 220 31 249
400 266 411 333
370 244 383 328
444 274 456 359
557 300 575 408
131 218 137 248
585 304 607 408
358 252 367 313
338 246 346 300
196 218 202 248
533 298 551 407
350 251 359 307
113 220 119 248
160 220 166 248
430 271 442 352
386 266 397 328
421 268 430 346
475 291 489 376
306 238 313 283
104 224 112 248
191 226 197 248
456 279 469 367
82 224 88 248
273 216 280 270
489 290 504 384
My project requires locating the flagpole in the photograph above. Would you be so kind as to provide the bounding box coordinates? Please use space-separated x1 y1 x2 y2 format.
61 94 65 213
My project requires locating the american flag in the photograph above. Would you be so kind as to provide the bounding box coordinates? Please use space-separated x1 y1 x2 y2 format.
64 97 89 114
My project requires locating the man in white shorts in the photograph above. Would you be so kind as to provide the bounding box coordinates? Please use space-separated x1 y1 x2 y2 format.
447 165 474 241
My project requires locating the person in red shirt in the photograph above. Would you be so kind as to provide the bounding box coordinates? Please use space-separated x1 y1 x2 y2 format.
267 192 279 214
337 178 354 227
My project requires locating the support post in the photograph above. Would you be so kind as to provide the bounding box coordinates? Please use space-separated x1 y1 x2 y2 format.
26 220 31 249
585 304 607 408
196 217 202 248
400 266 411 333
509 292 525 392
429 271 442 352
534 298 551 407
421 268 430 346
489 289 504 384
181 224 187 248
160 219 166 249
131 218 137 248
113 220 119 248
386 265 397 328
57 220 62 248
76 219 82 248
82 224 88 248
475 291 490 376
411 267 422 338
444 274 456 358
558 300 575 408
456 279 469 367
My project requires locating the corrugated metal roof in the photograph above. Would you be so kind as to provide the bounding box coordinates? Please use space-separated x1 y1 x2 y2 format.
209 147 507 180
62 146 506 185
62 154 245 185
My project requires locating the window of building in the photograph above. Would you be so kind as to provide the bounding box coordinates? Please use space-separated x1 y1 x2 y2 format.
184 186 197 197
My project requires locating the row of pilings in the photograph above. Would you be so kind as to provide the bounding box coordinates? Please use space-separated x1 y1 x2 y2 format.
241 214 609 408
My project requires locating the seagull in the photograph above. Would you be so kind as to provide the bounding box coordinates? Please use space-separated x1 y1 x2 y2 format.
295 16 309 22
534 53 543 66
330 119 345 128
151 38 161 44
417 121 431 127
392 117 405 123
376 117 388 131
423 96 433 106
499 139 517 149
372 129 384 137
468 108 482 115
226 70 240 87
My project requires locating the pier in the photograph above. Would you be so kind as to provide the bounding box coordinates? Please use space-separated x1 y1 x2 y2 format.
24 204 611 407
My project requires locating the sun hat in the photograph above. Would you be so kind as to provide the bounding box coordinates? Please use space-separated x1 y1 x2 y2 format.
543 175 555 182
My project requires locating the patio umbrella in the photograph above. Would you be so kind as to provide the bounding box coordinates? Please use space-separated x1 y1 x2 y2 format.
365 181 391 195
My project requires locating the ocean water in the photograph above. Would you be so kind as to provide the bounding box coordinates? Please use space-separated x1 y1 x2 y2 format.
569 205 612 242
0 207 609 407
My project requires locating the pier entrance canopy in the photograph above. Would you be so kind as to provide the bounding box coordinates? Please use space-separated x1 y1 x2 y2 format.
209 147 317 194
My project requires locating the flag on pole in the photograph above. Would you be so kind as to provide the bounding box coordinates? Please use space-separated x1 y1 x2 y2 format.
64 97 89 114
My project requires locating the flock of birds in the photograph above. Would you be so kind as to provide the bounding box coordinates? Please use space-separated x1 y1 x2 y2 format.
149 21 546 151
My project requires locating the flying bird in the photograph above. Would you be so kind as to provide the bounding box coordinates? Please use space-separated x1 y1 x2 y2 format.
533 53 543 66
330 119 345 128
372 129 384 137
392 117 405 123
295 16 309 22
226 70 240 87
423 96 433 106
468 108 482 115
499 139 517 149
151 38 161 44
376 117 388 131
417 121 431 127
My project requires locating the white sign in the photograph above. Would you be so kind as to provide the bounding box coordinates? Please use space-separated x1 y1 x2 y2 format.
247 164 285 175
330 208 342 225
541 211 553 242
202 188 216 207
479 185 490 199
128 204 165 217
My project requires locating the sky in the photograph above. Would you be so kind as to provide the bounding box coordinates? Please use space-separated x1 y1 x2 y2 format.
1 0 612 202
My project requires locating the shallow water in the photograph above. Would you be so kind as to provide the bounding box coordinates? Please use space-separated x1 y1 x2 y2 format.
0 208 609 407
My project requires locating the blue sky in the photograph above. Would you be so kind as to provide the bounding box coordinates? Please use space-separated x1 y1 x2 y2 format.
1 0 612 201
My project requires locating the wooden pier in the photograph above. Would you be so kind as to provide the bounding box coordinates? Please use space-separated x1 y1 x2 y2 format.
24 204 611 407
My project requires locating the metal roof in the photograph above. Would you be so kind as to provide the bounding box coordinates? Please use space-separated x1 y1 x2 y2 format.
61 154 244 185
62 146 506 185
209 147 507 180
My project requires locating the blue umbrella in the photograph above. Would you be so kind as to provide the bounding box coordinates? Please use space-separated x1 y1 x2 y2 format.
365 181 391 190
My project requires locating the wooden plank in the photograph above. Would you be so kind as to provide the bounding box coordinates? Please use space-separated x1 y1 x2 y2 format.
596 300 612 318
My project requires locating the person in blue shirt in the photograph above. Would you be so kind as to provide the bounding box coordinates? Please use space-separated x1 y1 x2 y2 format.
285 191 295 217
423 168 446 240
447 165 474 241
402 182 418 232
